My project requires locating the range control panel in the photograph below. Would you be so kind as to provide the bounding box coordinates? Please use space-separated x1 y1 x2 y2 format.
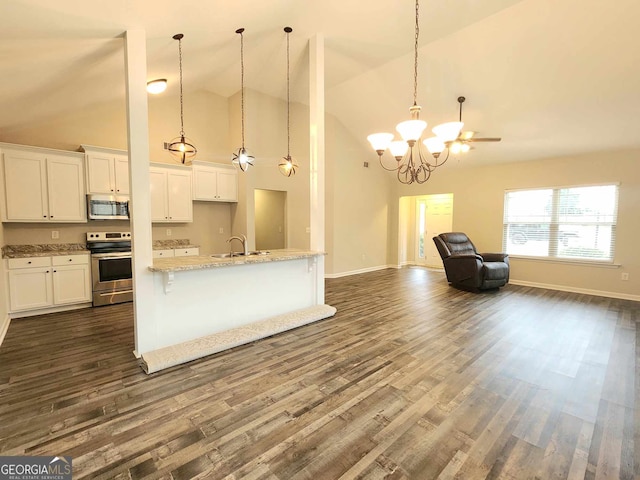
86 232 132 242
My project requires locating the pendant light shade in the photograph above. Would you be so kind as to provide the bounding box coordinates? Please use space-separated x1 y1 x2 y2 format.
232 28 254 172
279 26 298 177
167 34 197 165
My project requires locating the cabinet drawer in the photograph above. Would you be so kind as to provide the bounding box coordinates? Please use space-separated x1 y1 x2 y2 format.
174 247 199 257
7 257 51 269
153 249 175 258
52 254 89 266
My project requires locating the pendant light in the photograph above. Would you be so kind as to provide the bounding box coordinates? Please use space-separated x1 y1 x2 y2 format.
232 28 254 172
167 33 197 165
279 27 298 177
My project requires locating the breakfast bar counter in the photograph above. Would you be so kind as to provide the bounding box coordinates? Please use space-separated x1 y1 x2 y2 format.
138 249 331 368
149 249 323 272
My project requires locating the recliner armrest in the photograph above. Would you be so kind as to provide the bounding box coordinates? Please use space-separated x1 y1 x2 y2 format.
443 254 483 283
480 252 509 263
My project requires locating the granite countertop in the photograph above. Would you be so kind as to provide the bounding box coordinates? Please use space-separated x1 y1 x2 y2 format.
149 249 325 273
2 243 90 259
152 239 199 250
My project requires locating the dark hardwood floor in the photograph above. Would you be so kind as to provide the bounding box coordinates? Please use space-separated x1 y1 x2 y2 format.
0 267 638 479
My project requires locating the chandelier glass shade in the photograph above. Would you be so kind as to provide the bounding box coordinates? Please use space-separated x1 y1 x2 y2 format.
279 26 298 177
366 0 464 184
232 28 254 172
167 34 197 165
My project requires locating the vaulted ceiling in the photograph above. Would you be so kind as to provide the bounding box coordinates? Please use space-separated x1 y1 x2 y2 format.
2 0 639 165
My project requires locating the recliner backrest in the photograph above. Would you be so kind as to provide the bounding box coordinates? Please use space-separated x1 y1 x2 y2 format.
437 232 477 256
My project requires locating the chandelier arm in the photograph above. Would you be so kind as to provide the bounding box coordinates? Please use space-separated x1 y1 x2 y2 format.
378 153 402 172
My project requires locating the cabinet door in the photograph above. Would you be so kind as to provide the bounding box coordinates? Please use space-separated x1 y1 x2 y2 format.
47 155 86 222
3 150 48 221
216 170 238 202
192 166 218 200
167 170 193 222
8 267 53 311
114 154 130 194
52 264 92 305
149 168 168 222
86 153 115 194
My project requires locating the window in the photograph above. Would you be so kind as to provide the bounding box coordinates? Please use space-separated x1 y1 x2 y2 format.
503 184 618 261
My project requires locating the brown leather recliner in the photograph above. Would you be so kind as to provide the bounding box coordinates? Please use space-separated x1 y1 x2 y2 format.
433 232 509 291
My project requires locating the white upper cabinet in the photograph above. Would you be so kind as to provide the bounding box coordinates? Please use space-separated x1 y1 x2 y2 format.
82 145 129 195
150 163 193 223
1 144 86 223
192 161 238 202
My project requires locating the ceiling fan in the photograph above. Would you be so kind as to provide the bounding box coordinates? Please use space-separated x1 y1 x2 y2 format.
446 96 501 153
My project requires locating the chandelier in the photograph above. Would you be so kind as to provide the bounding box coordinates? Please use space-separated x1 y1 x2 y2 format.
366 0 463 184
232 27 255 172
167 34 197 165
279 27 298 177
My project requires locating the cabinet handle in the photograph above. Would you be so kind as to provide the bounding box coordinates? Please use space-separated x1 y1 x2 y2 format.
53 270 57 273
68 258 73 262
46 270 50 273
43 215 47 218
28 261 32 264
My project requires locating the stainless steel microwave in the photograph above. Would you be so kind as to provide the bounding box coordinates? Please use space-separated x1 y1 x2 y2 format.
87 194 130 220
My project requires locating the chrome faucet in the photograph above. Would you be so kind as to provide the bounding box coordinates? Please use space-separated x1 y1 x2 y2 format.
227 234 248 256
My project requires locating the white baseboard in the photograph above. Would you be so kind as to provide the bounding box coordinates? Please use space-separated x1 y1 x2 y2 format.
325 264 396 279
0 315 10 347
509 279 640 302
9 302 92 319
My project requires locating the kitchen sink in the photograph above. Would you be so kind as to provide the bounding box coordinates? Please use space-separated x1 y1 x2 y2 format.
210 251 270 258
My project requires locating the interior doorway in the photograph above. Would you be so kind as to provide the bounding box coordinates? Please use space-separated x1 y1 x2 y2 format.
415 194 453 267
398 193 453 268
254 189 286 250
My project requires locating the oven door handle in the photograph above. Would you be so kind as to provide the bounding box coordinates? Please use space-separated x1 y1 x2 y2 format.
91 253 132 259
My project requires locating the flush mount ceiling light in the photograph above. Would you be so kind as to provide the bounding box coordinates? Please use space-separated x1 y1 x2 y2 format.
146 79 167 94
279 27 298 177
367 0 463 184
232 28 254 172
166 33 197 165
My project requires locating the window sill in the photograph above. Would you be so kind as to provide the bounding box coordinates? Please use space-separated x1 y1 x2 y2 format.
509 255 620 268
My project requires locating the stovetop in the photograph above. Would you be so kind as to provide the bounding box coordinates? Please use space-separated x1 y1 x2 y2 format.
87 231 132 253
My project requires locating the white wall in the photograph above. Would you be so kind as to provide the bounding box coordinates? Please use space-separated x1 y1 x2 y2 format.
229 89 311 251
324 114 392 276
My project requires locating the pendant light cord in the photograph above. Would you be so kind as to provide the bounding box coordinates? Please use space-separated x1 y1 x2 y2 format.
413 0 419 107
286 28 291 158
177 35 185 137
238 29 246 149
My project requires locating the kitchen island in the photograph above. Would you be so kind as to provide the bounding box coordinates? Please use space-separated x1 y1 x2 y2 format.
140 249 334 373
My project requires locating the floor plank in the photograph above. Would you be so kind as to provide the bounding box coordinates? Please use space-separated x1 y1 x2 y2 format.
0 267 638 479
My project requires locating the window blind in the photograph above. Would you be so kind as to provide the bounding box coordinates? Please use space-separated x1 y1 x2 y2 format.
503 184 618 261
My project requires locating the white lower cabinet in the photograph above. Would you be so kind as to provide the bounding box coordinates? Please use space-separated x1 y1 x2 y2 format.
52 255 92 305
7 254 91 313
8 266 53 311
